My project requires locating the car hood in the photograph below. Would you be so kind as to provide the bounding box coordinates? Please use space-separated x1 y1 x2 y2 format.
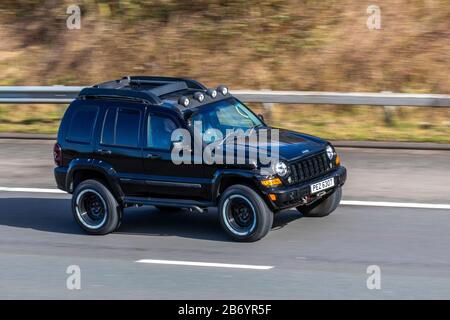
229 127 328 162
274 128 327 161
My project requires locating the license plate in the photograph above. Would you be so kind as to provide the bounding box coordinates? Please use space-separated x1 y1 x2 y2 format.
310 178 335 194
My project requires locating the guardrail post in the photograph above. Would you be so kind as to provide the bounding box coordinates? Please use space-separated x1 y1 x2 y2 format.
382 91 396 125
261 89 273 122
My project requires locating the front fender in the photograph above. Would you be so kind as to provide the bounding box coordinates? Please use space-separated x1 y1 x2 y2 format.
211 169 261 203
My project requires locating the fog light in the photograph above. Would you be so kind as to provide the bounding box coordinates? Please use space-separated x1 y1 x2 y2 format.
261 177 282 187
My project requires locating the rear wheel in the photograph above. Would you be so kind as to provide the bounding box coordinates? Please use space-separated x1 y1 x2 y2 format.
296 187 342 217
72 179 122 235
218 185 273 242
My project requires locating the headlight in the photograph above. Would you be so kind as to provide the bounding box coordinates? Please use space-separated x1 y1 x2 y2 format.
273 161 289 177
326 145 335 160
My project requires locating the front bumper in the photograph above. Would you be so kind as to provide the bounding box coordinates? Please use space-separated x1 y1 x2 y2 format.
261 166 347 210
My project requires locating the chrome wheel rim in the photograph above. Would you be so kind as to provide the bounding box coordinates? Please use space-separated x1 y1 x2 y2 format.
75 189 108 229
222 195 257 236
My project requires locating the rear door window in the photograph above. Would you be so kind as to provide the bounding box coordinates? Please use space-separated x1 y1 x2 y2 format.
147 114 178 150
101 107 142 148
116 108 141 147
66 105 99 144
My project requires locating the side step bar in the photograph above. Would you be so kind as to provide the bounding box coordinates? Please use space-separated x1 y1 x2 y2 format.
124 197 214 213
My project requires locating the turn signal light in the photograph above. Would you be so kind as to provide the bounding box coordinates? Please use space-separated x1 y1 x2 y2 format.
269 194 277 201
261 178 282 187
335 154 341 166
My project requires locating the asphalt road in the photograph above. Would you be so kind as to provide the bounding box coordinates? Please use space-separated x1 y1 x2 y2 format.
0 139 449 299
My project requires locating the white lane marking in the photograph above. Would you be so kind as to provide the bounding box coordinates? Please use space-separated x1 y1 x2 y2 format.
136 259 273 270
0 186 449 210
0 187 66 193
340 200 450 210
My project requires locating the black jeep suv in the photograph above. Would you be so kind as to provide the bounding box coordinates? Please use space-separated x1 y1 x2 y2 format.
54 76 346 242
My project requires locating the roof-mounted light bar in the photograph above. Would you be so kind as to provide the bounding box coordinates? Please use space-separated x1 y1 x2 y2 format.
177 85 229 108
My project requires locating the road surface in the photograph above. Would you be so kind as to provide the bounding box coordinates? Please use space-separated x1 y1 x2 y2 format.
0 139 449 299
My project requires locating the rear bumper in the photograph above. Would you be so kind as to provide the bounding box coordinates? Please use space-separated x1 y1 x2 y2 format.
262 166 347 210
54 166 68 192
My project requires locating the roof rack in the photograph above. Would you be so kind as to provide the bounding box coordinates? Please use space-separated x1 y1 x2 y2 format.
83 76 208 104
94 76 206 92
80 76 229 110
78 87 161 105
149 81 189 97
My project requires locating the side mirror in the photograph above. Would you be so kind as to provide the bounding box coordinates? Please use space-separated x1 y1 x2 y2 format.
257 114 265 122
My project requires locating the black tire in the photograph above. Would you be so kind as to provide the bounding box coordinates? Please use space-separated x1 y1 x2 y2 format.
72 179 122 235
218 185 273 242
155 206 181 213
296 187 342 217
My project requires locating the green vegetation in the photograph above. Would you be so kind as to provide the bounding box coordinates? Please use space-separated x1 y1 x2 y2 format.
1 104 449 143
0 105 65 133
0 1 448 141
252 104 450 143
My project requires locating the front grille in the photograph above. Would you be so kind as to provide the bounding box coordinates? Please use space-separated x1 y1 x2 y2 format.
288 152 334 185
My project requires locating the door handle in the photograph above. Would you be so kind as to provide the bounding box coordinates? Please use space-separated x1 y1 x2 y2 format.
145 153 161 159
97 149 112 155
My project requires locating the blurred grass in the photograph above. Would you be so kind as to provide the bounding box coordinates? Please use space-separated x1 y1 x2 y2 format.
0 0 448 140
0 104 449 143
249 104 450 142
0 105 66 133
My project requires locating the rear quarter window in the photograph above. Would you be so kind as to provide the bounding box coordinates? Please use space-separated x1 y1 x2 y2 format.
66 105 99 144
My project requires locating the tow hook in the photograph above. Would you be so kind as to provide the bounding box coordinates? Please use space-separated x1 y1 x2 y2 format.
317 191 327 198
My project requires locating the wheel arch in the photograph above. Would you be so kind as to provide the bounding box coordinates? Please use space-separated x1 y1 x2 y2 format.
66 158 124 202
213 171 270 207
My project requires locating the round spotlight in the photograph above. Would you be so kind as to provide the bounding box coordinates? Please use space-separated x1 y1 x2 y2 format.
178 96 190 107
217 85 229 96
194 92 205 102
206 89 217 98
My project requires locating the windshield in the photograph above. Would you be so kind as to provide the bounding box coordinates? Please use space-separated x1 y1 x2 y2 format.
189 98 264 136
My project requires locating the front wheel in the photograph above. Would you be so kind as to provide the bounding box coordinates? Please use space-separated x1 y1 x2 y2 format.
296 187 342 217
72 179 122 235
218 185 273 242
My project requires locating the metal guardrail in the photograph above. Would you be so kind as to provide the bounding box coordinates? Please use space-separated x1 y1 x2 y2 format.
0 86 449 107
